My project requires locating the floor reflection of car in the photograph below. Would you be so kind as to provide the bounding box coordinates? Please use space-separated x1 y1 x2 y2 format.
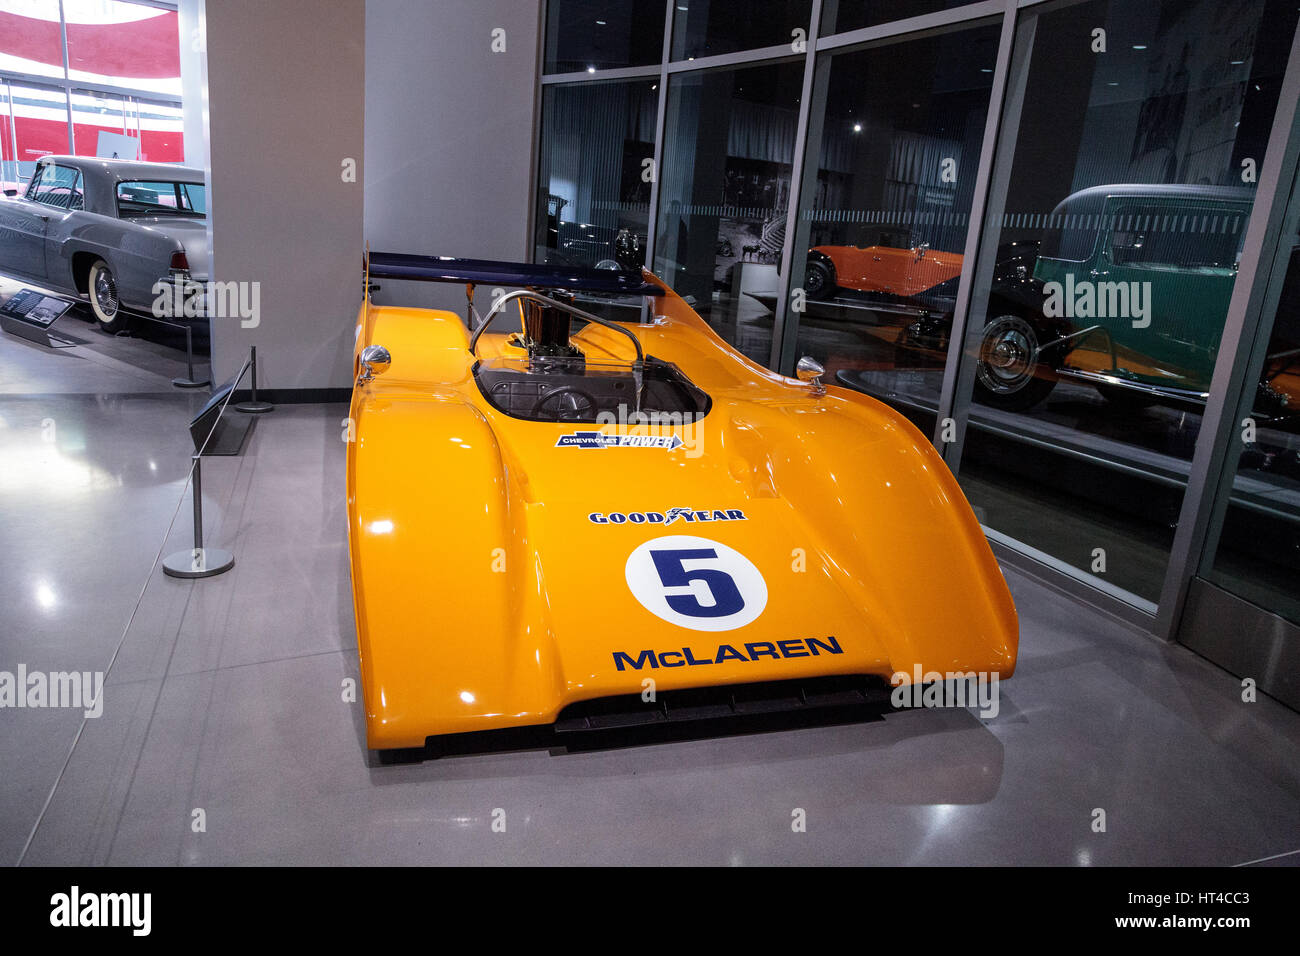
0 155 208 333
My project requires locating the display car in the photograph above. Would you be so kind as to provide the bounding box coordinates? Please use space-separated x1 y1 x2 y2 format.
804 241 964 299
897 184 1299 422
0 155 207 332
348 252 1018 759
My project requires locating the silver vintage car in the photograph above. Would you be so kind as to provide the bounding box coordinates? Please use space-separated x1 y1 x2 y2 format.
0 155 208 332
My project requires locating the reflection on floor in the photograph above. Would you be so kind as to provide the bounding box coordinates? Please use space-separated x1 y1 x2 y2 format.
2 334 1299 866
0 273 209 395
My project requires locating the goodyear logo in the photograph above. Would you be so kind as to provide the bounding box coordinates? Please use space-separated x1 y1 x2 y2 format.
556 431 684 450
590 507 747 525
613 635 843 670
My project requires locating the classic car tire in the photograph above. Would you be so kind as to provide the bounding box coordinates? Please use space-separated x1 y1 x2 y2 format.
87 259 132 334
974 314 1057 411
804 260 837 299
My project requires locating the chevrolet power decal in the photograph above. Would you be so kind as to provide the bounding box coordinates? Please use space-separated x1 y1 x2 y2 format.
556 431 684 450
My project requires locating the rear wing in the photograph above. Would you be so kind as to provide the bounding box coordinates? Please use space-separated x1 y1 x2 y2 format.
365 251 663 296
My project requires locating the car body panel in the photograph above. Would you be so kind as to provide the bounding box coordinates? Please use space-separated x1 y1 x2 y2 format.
347 266 1017 749
0 155 207 311
1034 184 1252 394
813 243 964 296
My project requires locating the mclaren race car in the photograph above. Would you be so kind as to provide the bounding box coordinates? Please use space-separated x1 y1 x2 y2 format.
348 253 1017 757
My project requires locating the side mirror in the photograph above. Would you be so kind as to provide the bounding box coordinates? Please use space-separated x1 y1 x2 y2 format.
796 355 826 396
358 344 391 384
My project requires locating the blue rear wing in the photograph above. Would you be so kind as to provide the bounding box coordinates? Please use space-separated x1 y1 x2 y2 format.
366 251 663 296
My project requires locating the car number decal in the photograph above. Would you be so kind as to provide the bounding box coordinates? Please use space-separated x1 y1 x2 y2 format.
624 535 767 632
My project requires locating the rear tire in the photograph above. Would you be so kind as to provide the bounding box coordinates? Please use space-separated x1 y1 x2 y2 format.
974 314 1056 411
87 258 131 334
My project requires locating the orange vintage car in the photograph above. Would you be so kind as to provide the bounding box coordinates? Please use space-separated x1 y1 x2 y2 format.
804 242 964 299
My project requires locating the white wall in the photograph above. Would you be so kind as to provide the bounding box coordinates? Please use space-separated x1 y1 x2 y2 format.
203 0 541 389
364 0 542 314
205 0 366 390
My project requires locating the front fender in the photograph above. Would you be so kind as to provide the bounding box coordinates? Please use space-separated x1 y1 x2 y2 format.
347 393 560 748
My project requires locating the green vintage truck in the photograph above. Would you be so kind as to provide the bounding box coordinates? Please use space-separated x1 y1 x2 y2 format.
895 184 1300 421
967 183 1300 423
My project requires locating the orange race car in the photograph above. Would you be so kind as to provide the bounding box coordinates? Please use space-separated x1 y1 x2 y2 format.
347 253 1018 760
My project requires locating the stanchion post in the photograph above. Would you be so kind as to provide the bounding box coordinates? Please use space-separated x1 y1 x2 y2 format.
171 323 210 389
236 345 274 414
163 454 235 579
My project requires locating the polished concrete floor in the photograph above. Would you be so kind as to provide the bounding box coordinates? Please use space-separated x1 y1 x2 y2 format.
2 325 1300 866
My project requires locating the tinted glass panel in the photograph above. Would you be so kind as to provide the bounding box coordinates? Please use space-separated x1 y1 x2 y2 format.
544 0 666 73
535 79 657 271
786 22 1001 434
820 1 983 36
671 0 813 60
1203 215 1300 625
954 0 1298 605
653 60 805 364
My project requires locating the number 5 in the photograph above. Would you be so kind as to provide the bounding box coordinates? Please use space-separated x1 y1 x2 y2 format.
649 548 745 618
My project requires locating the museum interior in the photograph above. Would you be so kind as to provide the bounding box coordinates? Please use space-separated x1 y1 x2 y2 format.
1 0 1298 867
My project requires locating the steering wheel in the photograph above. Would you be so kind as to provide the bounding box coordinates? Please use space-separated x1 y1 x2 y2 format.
531 386 599 420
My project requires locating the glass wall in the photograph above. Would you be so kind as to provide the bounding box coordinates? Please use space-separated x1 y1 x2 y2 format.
63 0 182 97
0 81 69 186
788 20 1001 434
544 0 666 73
955 0 1298 604
537 0 1300 682
820 1 982 35
535 78 658 272
671 1 813 60
1202 180 1300 625
654 59 804 363
0 0 183 189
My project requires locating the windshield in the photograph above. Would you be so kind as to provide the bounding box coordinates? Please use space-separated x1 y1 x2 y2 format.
116 180 206 218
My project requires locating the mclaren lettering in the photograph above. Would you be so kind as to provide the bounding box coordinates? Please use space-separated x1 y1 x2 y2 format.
612 635 843 670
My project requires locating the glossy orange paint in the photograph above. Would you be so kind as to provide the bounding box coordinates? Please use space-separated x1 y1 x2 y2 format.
347 269 1017 749
815 244 964 295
